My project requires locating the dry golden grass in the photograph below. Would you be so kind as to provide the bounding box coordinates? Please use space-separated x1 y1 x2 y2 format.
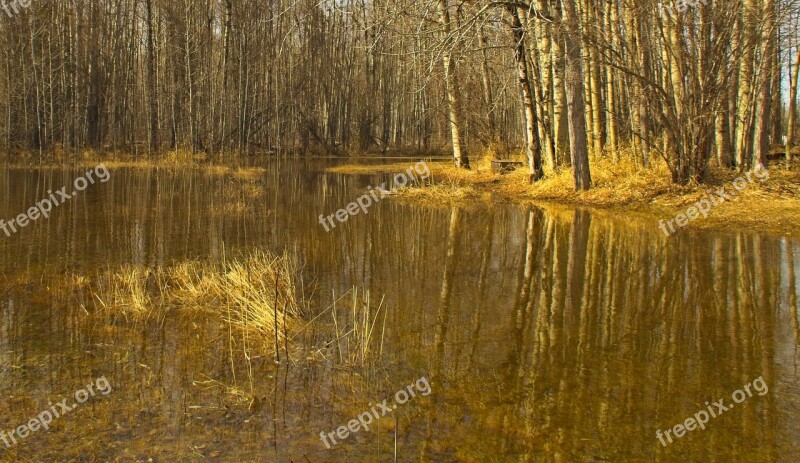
330 153 800 235
208 176 267 216
327 288 387 368
92 250 302 343
527 156 673 206
88 253 390 369
230 167 265 181
327 162 435 175
93 264 163 319
2 149 269 177
647 164 800 234
327 156 499 207
64 149 207 168
394 182 491 207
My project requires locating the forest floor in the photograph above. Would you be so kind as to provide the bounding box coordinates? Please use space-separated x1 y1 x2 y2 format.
328 155 800 237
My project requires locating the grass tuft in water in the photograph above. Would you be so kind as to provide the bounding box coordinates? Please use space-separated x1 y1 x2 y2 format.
93 250 303 344
329 288 387 368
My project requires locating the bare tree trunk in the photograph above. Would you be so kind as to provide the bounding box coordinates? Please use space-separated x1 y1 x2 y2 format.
752 0 776 171
563 0 591 190
508 5 543 182
532 0 556 170
219 0 232 154
551 3 569 164
735 0 757 170
183 1 196 152
477 23 497 147
437 0 470 169
787 43 800 166
604 0 619 160
146 0 158 153
625 5 650 166
587 1 604 159
771 28 782 144
728 14 741 157
716 111 733 167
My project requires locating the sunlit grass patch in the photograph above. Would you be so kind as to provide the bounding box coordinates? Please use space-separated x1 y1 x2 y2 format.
70 250 393 368
212 251 301 341
75 149 211 170
328 162 435 175
393 181 491 207
528 156 673 206
230 167 266 181
92 250 303 346
329 151 800 234
1 149 270 175
93 265 162 320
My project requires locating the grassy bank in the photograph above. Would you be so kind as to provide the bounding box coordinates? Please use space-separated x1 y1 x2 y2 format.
1 148 259 174
328 156 800 236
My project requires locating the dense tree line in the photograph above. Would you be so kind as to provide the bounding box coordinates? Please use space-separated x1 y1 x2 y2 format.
0 0 797 189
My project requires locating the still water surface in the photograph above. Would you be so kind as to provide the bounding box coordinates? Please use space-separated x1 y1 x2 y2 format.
0 160 798 462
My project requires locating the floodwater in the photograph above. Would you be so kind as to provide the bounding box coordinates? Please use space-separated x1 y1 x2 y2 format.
0 160 798 462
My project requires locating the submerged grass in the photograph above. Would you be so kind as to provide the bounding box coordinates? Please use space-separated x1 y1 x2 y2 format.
327 288 387 369
89 250 389 369
93 250 303 343
209 177 268 216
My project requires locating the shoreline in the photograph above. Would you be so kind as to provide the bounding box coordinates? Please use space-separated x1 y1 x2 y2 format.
3 152 797 236
327 158 800 237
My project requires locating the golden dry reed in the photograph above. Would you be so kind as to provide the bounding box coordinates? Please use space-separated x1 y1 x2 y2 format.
93 249 302 343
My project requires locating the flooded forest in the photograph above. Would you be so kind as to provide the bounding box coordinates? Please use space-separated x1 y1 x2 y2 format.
1 0 800 462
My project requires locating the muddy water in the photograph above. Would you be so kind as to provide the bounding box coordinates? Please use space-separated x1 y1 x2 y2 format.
0 160 798 462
